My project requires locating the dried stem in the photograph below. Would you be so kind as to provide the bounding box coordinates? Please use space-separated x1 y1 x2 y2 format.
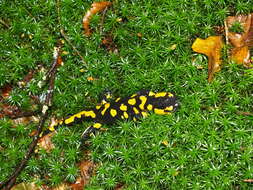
56 0 86 64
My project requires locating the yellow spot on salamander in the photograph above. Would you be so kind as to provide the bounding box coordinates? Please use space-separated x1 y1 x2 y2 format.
123 112 129 119
155 92 167 97
128 98 136 105
101 103 110 115
133 107 139 114
168 93 174 97
96 105 102 110
133 117 137 121
154 108 168 115
148 91 155 96
131 93 137 97
75 111 85 118
141 112 148 118
85 111 96 118
139 96 147 110
147 104 153 111
115 97 121 102
120 104 127 111
65 116 75 124
59 120 63 125
110 109 117 117
165 106 173 111
94 123 102 129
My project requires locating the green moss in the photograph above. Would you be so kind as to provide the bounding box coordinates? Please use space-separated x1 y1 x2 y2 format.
0 0 253 189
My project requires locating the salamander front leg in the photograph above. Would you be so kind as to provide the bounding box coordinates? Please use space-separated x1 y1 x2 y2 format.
99 89 114 104
81 123 102 142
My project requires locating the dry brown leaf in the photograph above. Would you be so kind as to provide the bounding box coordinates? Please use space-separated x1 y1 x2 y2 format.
101 34 119 54
70 160 95 189
12 116 39 125
38 133 55 152
225 13 253 66
192 36 224 82
0 84 12 99
83 1 112 36
11 182 40 190
114 183 125 190
225 13 253 47
231 46 250 64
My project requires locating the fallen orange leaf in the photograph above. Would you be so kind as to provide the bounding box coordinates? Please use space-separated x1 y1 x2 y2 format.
225 13 253 66
231 46 250 64
192 36 224 82
225 13 253 47
83 1 112 36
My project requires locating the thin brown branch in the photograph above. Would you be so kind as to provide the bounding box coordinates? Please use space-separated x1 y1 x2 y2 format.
60 29 86 64
99 7 109 34
0 46 61 190
236 111 253 116
56 0 86 64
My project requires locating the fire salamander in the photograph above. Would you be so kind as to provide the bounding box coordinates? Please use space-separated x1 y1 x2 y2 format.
41 90 179 141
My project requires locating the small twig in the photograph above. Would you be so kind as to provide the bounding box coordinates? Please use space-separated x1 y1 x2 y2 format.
0 46 61 190
236 111 253 116
60 29 86 64
99 7 109 34
56 0 86 64
0 18 10 29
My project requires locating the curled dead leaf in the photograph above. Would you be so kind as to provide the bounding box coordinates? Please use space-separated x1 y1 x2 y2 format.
225 13 253 66
83 1 112 36
225 13 253 47
192 36 224 82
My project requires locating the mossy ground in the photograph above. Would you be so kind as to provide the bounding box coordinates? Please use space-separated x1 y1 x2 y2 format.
0 0 253 189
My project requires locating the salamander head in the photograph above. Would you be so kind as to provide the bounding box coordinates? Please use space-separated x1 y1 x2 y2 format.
148 91 179 113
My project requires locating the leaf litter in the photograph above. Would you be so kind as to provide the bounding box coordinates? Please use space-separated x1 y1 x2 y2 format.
192 13 253 82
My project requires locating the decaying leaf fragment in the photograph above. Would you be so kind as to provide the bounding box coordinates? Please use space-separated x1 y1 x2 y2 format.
83 1 112 36
70 160 96 189
37 133 55 152
11 182 40 190
230 46 250 64
192 36 224 82
225 13 253 66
